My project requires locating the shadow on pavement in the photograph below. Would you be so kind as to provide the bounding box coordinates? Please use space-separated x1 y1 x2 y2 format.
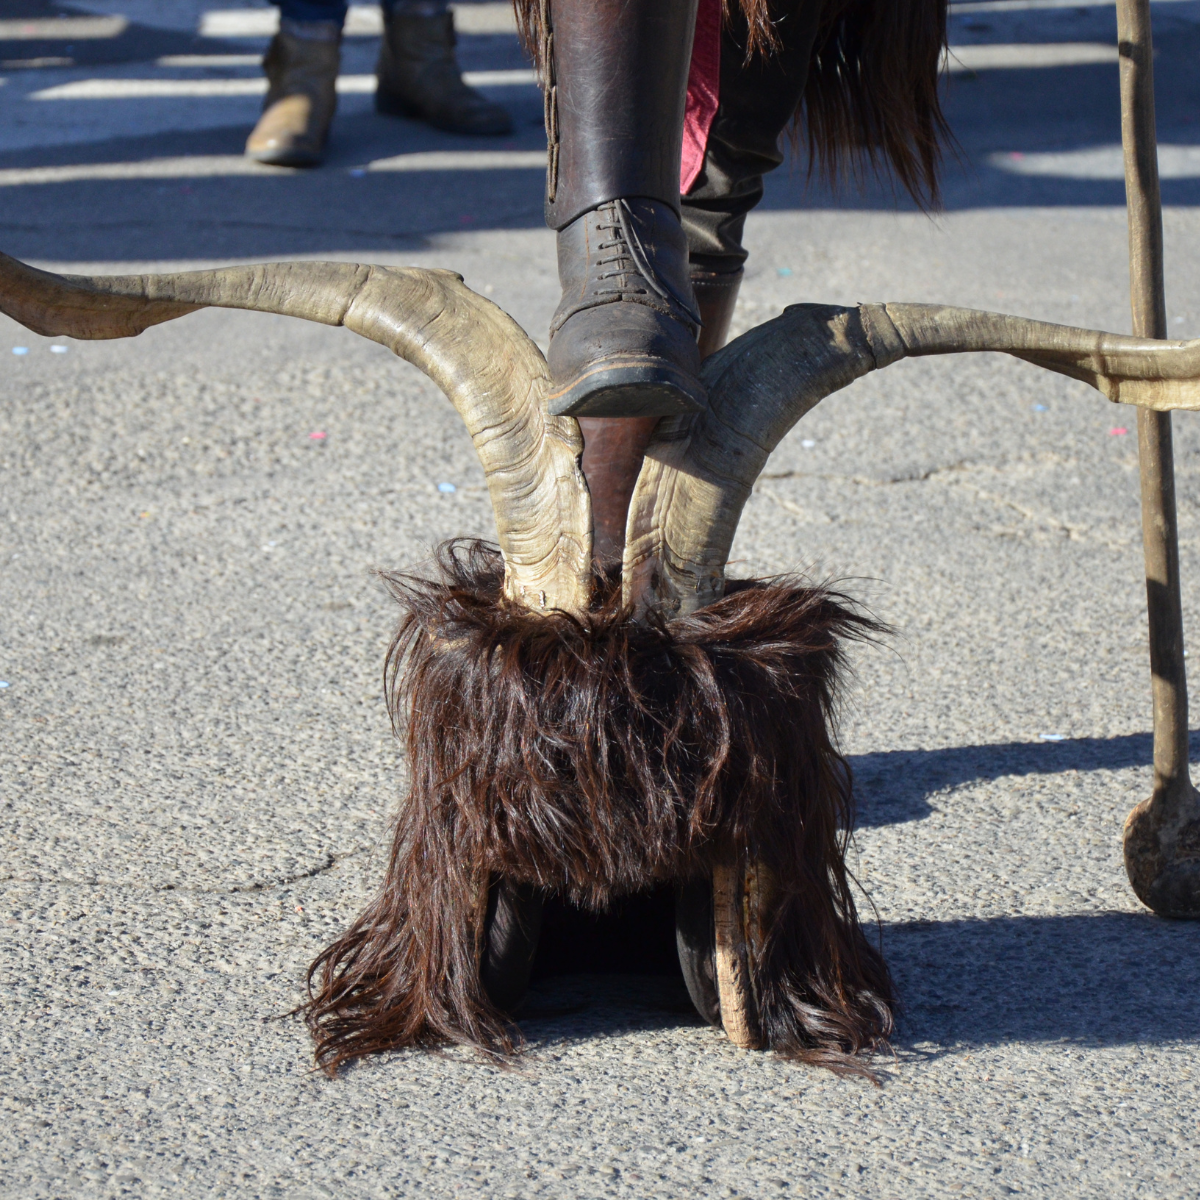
2 18 1199 261
514 910 1200 1052
850 731 1200 828
886 910 1200 1048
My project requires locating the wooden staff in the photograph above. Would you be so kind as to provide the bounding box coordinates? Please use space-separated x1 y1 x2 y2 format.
1117 0 1200 916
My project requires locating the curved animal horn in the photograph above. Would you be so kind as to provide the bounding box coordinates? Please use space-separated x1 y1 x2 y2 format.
0 251 591 615
624 301 1200 616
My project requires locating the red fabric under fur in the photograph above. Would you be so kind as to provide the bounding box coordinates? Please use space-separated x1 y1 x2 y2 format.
304 542 894 1075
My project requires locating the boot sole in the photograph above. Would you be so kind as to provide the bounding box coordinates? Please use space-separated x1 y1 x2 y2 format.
374 89 513 136
245 147 324 168
547 363 707 419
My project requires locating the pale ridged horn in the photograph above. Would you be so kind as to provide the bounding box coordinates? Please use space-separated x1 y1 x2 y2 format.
624 301 1200 617
0 252 591 615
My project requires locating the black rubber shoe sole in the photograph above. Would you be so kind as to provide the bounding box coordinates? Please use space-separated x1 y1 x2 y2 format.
547 362 707 418
675 878 721 1027
374 88 513 136
479 877 543 1013
245 145 324 168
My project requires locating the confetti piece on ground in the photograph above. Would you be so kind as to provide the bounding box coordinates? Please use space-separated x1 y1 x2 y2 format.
0 682 9 689
308 431 327 440
776 267 792 277
1109 427 1128 436
438 482 457 494
12 347 28 355
1039 733 1066 742
801 439 816 449
50 345 68 354
1031 403 1047 412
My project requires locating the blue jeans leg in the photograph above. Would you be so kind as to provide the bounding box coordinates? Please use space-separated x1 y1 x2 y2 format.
275 1 451 20
277 1 348 23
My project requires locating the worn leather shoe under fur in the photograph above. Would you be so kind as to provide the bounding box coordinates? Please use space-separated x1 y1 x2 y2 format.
375 11 513 136
245 29 340 168
547 198 706 419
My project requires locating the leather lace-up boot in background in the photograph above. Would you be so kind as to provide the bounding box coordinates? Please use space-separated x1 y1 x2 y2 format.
543 0 705 419
245 20 341 167
375 3 514 136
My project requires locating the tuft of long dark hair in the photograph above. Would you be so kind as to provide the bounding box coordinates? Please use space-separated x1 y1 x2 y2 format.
513 0 949 207
802 0 949 207
304 540 893 1075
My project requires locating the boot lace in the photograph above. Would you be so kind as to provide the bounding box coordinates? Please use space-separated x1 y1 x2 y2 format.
592 200 701 327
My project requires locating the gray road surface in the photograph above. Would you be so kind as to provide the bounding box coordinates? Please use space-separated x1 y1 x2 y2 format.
2 2 1200 1197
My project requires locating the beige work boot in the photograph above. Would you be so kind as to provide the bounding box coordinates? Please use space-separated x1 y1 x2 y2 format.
246 24 341 168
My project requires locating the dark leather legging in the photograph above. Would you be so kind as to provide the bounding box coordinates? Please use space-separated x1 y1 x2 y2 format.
682 1 820 276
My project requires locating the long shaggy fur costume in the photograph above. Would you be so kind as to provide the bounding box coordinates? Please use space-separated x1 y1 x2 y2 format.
514 0 950 206
304 541 894 1075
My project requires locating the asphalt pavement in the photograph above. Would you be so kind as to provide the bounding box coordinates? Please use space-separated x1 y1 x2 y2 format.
2 2 1200 1197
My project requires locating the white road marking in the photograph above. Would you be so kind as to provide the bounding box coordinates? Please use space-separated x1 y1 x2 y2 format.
24 50 1110 103
199 3 517 38
943 43 1117 71
0 16 128 40
2 56 75 69
990 144 1200 179
0 156 299 185
367 149 546 171
951 0 1197 11
29 70 537 100
0 149 547 187
155 55 264 69
32 78 275 99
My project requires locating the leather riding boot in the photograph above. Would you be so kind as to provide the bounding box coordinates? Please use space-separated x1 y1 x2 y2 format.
375 9 513 136
691 266 743 358
544 0 705 419
245 23 340 167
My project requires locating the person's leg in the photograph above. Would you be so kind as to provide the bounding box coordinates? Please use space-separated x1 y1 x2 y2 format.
571 1 818 560
246 2 346 167
681 0 821 355
542 0 705 423
375 0 513 136
278 0 347 19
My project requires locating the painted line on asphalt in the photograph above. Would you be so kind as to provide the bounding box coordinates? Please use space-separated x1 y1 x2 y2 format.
156 55 264 69
23 48 1113 103
199 3 518 38
0 150 547 187
951 0 1198 10
943 43 1117 71
990 144 1200 179
28 70 537 100
366 149 546 171
0 16 127 40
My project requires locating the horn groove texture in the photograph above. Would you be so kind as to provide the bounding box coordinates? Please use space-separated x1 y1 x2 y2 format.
624 301 1200 617
0 251 591 615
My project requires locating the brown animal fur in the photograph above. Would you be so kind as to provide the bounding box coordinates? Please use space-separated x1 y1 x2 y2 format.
513 0 949 206
304 541 894 1075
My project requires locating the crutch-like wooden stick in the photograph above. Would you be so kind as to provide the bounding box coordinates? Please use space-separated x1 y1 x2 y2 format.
1116 0 1200 916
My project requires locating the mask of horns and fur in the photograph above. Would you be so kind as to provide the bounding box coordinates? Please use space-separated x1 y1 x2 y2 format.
5 252 1200 1074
